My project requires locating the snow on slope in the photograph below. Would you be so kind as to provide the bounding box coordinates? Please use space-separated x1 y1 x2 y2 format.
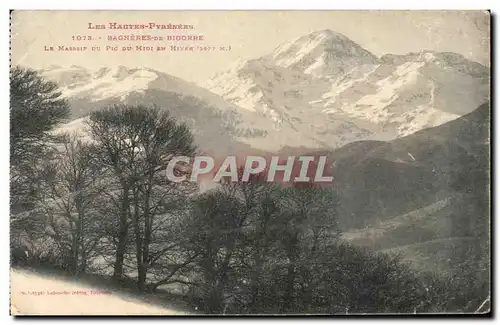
270 29 380 78
42 30 489 153
54 117 89 135
205 30 489 145
43 65 324 152
319 50 488 135
10 269 188 315
43 65 198 102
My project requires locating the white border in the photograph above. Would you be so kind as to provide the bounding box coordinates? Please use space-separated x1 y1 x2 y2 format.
1 1 497 10
1 1 497 324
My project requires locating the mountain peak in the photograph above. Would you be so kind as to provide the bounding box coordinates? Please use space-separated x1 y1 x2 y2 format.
307 29 353 41
269 29 379 77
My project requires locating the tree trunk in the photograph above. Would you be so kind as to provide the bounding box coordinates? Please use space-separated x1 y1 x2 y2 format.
134 222 145 291
68 207 79 275
79 247 87 274
133 188 150 292
141 188 152 292
72 193 84 276
137 264 147 292
113 188 129 280
70 234 79 275
113 227 127 279
136 177 153 292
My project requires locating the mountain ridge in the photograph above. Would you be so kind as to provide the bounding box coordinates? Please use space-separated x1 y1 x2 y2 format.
204 29 489 148
40 29 490 154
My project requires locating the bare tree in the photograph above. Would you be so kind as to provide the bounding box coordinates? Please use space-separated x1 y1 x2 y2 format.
87 104 196 288
38 133 104 274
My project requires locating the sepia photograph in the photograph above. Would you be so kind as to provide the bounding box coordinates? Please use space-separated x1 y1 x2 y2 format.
8 10 491 316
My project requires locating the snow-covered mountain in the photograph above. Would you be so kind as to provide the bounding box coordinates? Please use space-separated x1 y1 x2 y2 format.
204 29 490 143
270 29 380 78
41 65 316 153
42 29 490 154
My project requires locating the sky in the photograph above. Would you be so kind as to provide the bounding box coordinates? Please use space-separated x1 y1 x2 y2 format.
10 10 490 84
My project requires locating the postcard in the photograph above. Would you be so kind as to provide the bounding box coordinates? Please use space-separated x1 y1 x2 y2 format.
9 10 491 315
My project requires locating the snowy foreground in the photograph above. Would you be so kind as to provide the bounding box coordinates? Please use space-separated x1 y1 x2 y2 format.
10 269 189 316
